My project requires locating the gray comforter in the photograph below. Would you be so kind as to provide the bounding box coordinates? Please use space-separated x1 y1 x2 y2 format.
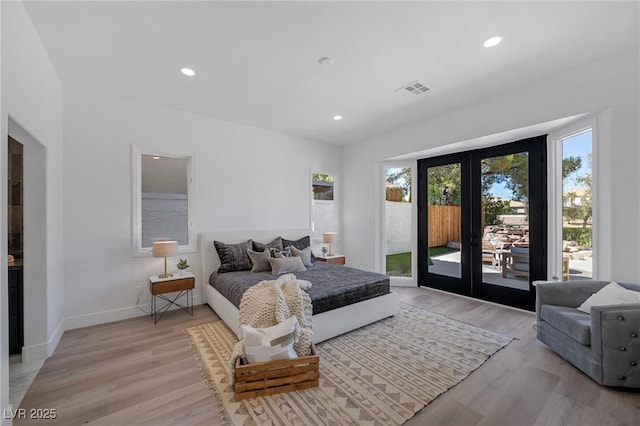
209 261 390 315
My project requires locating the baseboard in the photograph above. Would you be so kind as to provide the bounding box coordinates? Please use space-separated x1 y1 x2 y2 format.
390 281 416 288
65 293 203 331
390 277 417 287
47 318 65 358
21 342 46 364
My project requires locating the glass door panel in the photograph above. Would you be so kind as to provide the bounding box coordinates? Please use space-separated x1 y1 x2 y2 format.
427 164 462 279
471 137 546 310
479 152 531 291
418 154 470 297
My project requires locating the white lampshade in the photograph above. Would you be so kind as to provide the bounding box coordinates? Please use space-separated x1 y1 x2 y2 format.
153 241 178 278
153 241 178 258
322 232 337 244
323 232 337 256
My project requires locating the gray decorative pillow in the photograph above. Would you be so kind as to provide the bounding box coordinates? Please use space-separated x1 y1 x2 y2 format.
214 240 253 273
247 249 272 273
281 235 316 262
290 245 313 267
271 247 291 258
268 256 307 275
252 237 284 253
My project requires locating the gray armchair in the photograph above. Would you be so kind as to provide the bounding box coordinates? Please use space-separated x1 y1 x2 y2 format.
536 279 640 388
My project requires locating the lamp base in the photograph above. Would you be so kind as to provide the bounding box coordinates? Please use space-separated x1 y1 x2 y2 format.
159 257 173 278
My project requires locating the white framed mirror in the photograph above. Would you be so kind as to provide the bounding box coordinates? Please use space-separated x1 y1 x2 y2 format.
131 145 196 256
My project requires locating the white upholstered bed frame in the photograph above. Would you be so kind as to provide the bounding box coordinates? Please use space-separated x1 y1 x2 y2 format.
199 229 399 343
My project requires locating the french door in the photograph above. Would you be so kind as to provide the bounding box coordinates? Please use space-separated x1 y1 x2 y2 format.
417 136 547 310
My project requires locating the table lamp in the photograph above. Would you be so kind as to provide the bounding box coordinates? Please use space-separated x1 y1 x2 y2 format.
153 240 178 278
322 232 337 256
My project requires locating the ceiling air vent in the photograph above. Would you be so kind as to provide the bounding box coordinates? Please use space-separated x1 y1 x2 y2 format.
394 80 430 95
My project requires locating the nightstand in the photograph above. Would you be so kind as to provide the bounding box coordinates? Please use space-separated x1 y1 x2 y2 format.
149 272 194 324
315 255 346 265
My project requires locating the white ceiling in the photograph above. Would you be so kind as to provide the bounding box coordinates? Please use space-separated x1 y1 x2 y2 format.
23 1 639 145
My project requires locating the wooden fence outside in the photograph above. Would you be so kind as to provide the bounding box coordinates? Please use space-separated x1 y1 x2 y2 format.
429 205 461 248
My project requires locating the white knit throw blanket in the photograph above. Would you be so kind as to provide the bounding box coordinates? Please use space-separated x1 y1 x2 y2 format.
229 274 313 380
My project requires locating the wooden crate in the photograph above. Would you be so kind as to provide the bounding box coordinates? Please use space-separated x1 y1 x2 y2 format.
234 344 319 400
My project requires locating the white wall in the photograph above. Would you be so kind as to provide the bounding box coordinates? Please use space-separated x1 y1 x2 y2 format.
62 88 342 328
343 49 640 284
1 0 64 418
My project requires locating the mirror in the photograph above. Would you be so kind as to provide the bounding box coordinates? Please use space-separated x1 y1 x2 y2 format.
131 146 195 255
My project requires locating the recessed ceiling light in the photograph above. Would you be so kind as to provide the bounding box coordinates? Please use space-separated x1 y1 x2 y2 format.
152 156 160 160
333 115 342 121
483 36 502 48
318 57 334 66
180 67 196 77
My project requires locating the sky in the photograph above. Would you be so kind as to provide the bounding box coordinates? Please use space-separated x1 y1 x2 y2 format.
562 130 592 190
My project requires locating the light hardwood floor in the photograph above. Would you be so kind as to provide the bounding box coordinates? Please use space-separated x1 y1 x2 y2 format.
16 287 640 425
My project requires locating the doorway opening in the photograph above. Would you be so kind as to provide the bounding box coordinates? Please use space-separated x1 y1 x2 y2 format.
6 120 48 409
8 136 24 356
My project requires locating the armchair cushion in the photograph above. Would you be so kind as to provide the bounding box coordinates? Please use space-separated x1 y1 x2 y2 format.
576 281 640 313
540 305 591 345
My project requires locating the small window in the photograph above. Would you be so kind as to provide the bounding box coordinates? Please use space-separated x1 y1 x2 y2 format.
311 173 335 242
385 166 413 277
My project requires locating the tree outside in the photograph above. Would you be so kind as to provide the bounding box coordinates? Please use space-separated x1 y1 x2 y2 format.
386 167 412 202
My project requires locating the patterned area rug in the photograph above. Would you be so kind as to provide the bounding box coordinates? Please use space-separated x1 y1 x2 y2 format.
185 303 512 425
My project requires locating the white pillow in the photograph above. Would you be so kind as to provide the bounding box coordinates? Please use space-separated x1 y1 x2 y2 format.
576 281 640 313
241 316 299 364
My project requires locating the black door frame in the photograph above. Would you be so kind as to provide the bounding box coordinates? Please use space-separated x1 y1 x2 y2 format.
417 152 471 296
418 136 547 311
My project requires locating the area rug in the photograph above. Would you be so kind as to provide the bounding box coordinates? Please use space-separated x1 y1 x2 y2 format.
185 303 512 425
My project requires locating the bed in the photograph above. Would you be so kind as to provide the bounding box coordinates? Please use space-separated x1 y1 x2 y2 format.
199 229 400 343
